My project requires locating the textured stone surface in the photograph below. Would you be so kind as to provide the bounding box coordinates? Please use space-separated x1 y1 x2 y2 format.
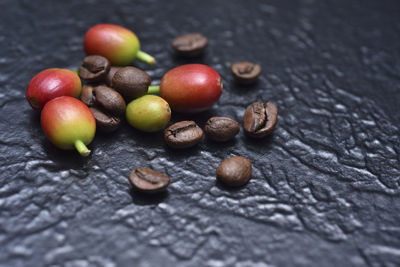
1 0 400 266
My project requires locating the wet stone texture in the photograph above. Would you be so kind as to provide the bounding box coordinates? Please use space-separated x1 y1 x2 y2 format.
1 0 400 266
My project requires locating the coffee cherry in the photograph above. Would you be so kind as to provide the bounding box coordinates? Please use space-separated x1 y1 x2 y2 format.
126 95 171 132
157 64 223 113
84 24 155 66
41 96 96 156
26 68 81 111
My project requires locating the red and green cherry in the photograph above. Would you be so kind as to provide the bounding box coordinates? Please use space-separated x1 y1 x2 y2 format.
84 24 155 66
148 64 223 113
26 68 81 111
41 96 96 157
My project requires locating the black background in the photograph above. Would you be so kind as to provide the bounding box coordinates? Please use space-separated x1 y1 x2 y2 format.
1 0 400 266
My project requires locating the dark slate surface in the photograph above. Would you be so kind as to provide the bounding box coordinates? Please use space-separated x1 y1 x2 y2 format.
1 0 400 266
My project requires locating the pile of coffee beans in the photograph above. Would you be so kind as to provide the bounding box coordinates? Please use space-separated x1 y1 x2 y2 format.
78 55 157 132
26 24 278 194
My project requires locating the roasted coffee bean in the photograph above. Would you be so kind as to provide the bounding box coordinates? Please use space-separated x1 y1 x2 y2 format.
90 107 121 133
171 33 208 57
204 116 240 142
164 121 204 148
216 156 252 187
94 85 126 116
80 85 96 107
112 66 151 100
106 66 121 86
81 85 126 116
243 102 278 138
129 167 170 193
78 55 110 83
231 61 261 84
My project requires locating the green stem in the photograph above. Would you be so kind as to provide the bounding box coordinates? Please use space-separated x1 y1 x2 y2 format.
136 50 156 65
74 140 91 157
147 85 160 95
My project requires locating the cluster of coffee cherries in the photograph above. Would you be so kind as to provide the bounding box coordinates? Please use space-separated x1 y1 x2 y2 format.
26 24 277 190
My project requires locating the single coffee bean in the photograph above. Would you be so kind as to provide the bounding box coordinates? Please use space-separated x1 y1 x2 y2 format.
78 55 110 83
204 116 240 142
231 61 262 84
243 102 278 138
80 85 96 107
164 121 204 149
112 66 151 100
171 33 208 57
94 85 126 116
90 107 121 133
129 167 170 193
216 156 252 187
106 66 121 86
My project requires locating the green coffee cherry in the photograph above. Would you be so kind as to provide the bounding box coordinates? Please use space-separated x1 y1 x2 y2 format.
126 95 171 132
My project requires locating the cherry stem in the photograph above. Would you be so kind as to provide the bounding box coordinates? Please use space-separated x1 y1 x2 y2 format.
147 85 160 95
136 50 156 65
74 140 91 157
